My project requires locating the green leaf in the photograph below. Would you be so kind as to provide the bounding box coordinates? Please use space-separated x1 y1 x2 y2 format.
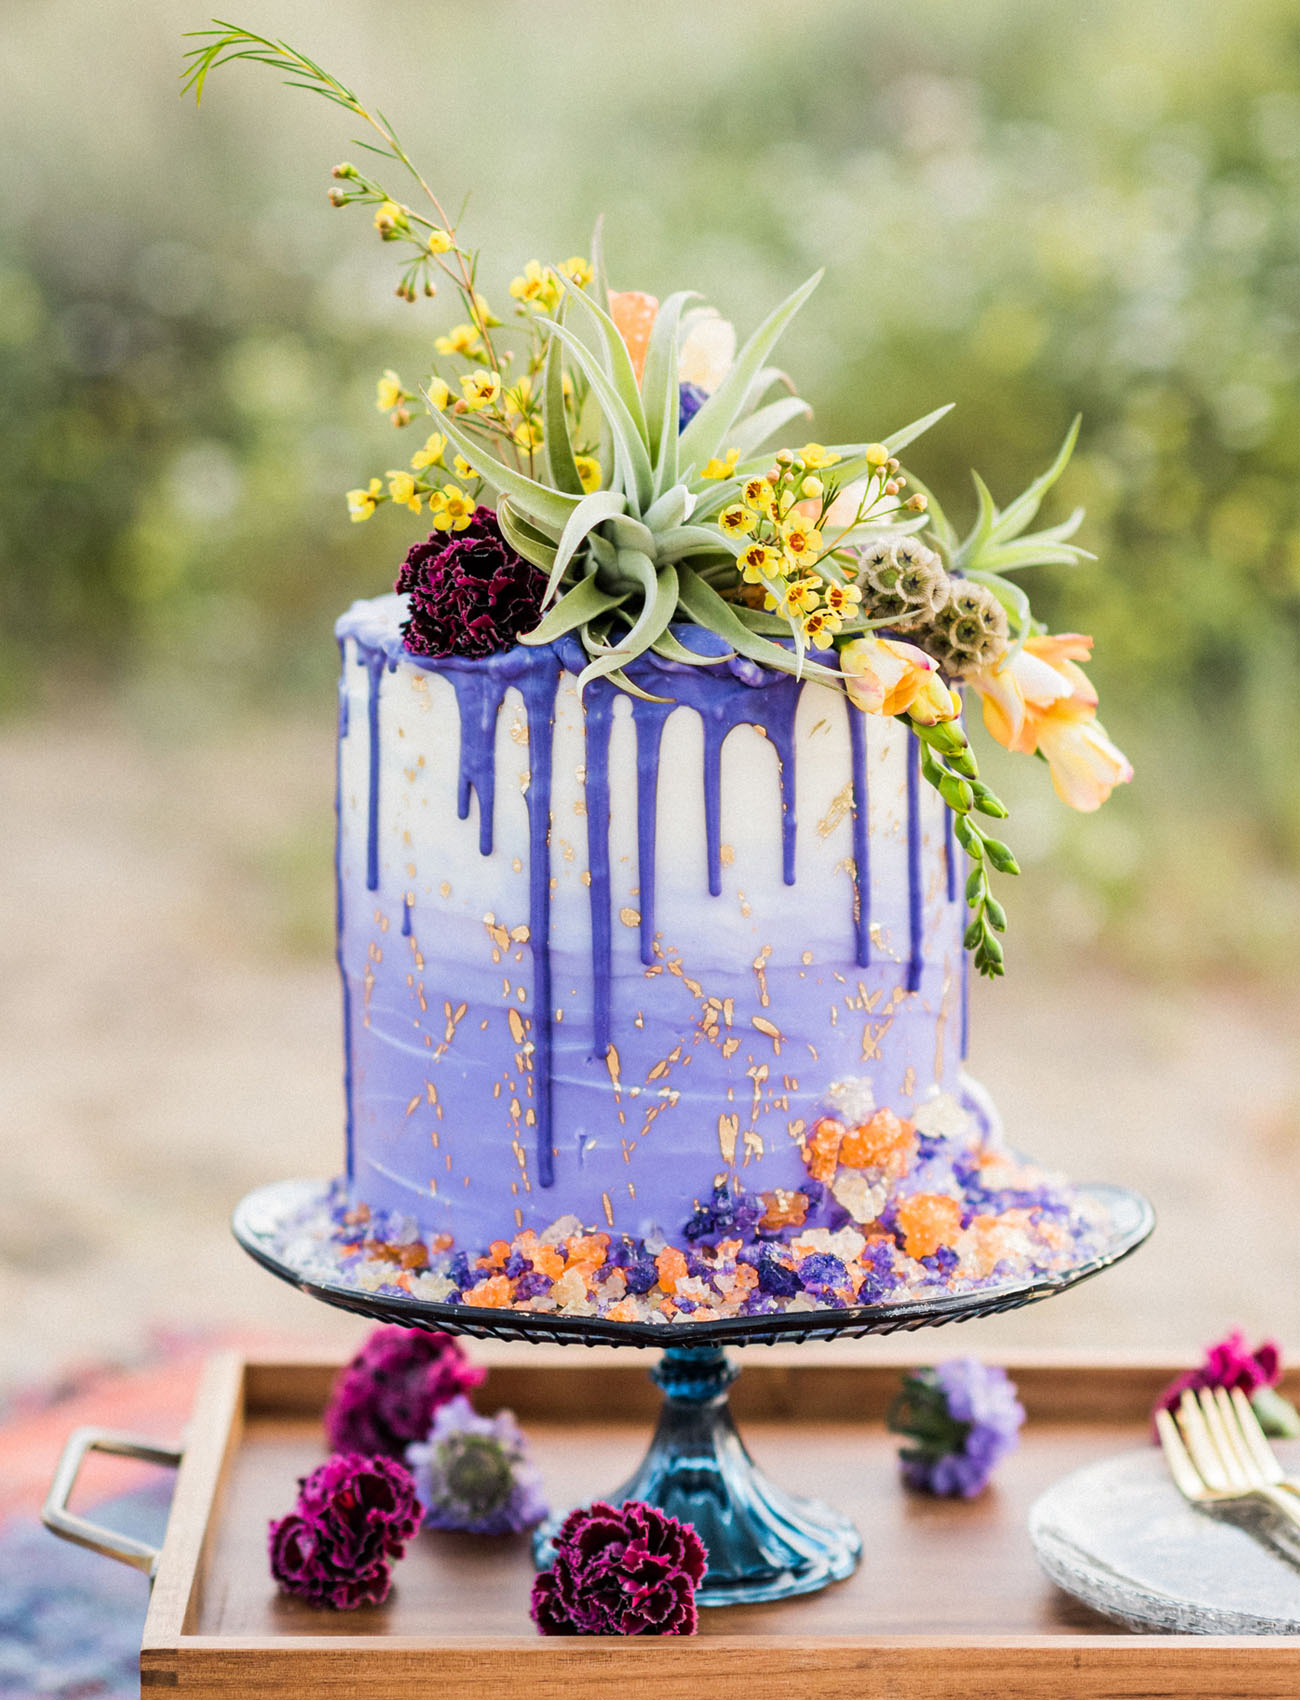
977 537 1095 573
652 524 741 565
542 308 584 496
884 402 956 457
576 555 678 691
724 394 813 460
641 484 692 532
561 279 650 450
540 319 654 511
519 573 626 645
496 497 559 573
677 271 823 472
988 415 1081 545
424 392 583 535
676 569 841 686
651 628 734 666
588 213 611 315
954 470 998 571
545 488 628 604
640 289 698 482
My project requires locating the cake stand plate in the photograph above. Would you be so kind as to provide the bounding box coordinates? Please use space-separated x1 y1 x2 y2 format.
233 1177 1152 1606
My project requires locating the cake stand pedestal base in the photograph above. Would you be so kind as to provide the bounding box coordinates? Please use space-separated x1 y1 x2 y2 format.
532 1345 861 1606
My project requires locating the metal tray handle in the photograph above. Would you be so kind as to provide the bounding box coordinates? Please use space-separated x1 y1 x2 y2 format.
41 1426 182 1579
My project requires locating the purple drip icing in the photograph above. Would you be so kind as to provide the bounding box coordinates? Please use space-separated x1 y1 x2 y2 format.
944 797 957 902
336 639 355 1180
632 700 671 966
847 702 871 968
518 655 562 1188
960 932 971 1059
362 648 387 892
906 731 923 993
447 671 501 856
582 684 615 1058
401 896 412 937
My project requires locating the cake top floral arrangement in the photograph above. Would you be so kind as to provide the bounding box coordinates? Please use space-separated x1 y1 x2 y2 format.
184 23 1131 978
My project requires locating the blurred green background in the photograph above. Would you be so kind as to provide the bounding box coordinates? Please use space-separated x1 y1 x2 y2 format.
5 0 1300 978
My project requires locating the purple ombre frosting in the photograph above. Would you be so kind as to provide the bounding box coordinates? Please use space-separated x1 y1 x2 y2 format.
334 594 985 1250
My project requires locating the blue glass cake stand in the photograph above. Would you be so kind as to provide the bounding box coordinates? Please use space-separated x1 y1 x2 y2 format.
233 1177 1153 1607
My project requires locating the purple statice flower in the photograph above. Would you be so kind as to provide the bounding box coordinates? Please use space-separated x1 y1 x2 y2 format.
267 1452 421 1610
888 1359 1025 1499
324 1326 485 1459
531 1499 706 1636
406 1396 548 1534
396 506 545 659
677 381 707 431
1154 1331 1300 1438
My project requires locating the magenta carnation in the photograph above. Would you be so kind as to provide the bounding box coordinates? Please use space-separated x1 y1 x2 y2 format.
396 506 545 658
324 1326 485 1458
1154 1330 1282 1419
268 1452 420 1610
530 1499 707 1636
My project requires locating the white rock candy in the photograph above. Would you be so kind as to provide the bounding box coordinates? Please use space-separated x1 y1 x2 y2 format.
911 1091 973 1140
825 1075 876 1127
796 1224 868 1264
830 1169 888 1225
539 1213 584 1246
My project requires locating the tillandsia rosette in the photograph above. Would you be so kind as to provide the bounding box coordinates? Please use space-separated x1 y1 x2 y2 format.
1153 1331 1300 1440
184 23 1134 977
406 1394 549 1534
888 1358 1026 1498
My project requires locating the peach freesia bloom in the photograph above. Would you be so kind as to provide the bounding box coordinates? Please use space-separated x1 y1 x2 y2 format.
607 290 659 383
841 635 960 722
968 633 1132 811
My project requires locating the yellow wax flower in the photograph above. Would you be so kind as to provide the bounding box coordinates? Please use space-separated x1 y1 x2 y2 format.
575 455 601 494
700 450 741 480
427 226 454 254
780 520 823 564
459 370 501 412
509 261 561 313
718 504 757 538
434 324 482 358
431 484 476 532
799 443 841 470
386 470 423 513
737 543 777 584
411 433 446 472
346 478 383 522
513 419 543 452
801 610 839 650
375 369 405 412
740 476 769 508
452 453 477 482
823 582 862 617
558 255 593 289
426 377 451 412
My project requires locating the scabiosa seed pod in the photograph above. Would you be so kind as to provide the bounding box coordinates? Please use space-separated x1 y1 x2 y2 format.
931 582 1009 673
406 1395 548 1534
531 1499 707 1636
396 506 546 659
324 1326 485 1459
856 538 951 629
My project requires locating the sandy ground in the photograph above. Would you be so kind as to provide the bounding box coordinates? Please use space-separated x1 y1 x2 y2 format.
3 707 1299 1393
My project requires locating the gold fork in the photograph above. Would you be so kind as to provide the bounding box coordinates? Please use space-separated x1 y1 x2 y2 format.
1156 1388 1300 1534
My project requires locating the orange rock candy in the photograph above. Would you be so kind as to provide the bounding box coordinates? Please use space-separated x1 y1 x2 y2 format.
655 1246 689 1293
463 1273 513 1308
896 1193 963 1260
759 1187 810 1230
804 1117 846 1183
838 1109 918 1176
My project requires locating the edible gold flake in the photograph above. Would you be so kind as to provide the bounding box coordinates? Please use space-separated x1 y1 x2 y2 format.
404 1094 420 1117
717 1113 739 1165
719 843 735 867
440 881 451 898
619 906 641 928
601 1192 614 1227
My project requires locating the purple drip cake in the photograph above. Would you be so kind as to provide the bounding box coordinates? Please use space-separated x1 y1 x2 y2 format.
322 595 1097 1323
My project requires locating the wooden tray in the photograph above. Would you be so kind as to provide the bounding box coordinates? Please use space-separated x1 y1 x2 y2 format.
125 1347 1300 1697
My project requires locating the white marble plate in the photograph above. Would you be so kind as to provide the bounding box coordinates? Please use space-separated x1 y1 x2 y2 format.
1029 1445 1300 1634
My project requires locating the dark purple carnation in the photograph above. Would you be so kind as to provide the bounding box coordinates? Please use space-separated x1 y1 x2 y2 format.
530 1499 707 1636
324 1325 485 1458
396 506 545 659
268 1452 420 1610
